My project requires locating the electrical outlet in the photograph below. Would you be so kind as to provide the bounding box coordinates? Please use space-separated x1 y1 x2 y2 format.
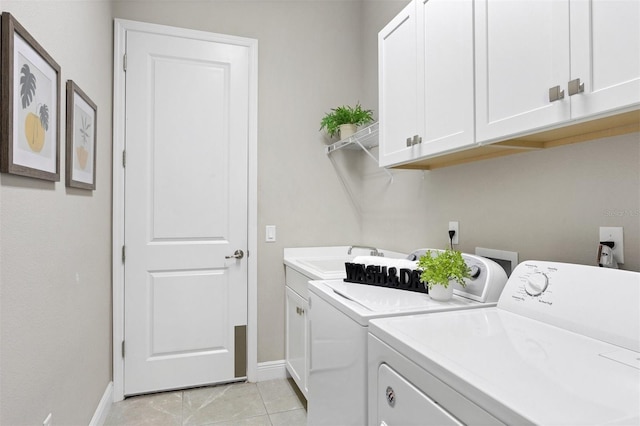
448 221 459 245
43 413 52 426
599 226 624 264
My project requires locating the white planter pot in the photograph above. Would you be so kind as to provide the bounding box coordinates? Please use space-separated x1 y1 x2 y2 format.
339 123 357 140
429 283 453 301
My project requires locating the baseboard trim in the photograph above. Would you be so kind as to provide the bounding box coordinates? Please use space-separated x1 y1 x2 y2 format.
256 360 287 382
89 381 113 426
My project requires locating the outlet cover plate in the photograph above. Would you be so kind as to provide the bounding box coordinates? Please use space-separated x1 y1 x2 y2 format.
448 221 459 245
599 226 624 264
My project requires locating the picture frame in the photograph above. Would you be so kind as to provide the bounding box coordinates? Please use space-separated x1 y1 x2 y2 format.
0 12 61 181
66 80 97 190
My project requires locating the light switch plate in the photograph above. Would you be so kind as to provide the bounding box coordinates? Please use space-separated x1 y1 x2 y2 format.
266 225 276 242
599 226 624 264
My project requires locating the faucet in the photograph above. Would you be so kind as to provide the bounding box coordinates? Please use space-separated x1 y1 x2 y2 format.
347 245 383 257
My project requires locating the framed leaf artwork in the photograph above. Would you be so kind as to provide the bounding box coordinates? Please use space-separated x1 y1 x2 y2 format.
0 12 61 181
66 81 97 190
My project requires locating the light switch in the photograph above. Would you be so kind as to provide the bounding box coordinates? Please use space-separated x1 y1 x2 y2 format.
266 225 276 242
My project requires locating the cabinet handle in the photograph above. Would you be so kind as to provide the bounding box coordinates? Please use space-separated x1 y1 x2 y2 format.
549 85 565 102
568 78 585 96
406 135 422 147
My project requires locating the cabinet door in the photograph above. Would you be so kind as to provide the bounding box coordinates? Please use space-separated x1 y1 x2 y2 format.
475 0 571 144
379 0 420 167
285 287 307 397
419 0 475 156
569 0 640 119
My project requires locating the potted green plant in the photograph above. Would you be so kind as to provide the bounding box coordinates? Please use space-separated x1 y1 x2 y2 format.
417 249 470 301
319 103 374 140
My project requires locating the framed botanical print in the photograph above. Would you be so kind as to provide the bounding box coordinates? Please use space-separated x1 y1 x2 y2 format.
0 12 61 181
66 81 97 190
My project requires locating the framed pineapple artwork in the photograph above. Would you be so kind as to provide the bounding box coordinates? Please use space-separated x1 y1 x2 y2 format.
65 81 97 190
0 12 61 181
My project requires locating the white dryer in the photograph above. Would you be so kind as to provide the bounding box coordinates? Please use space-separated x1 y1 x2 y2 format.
368 261 640 425
307 251 508 425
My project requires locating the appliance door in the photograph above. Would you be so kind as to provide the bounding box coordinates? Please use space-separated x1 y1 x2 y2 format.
307 291 368 425
377 364 462 426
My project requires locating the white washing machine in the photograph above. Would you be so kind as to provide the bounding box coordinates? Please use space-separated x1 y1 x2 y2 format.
368 261 640 425
307 251 508 425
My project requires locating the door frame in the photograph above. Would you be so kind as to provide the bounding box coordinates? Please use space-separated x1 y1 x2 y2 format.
111 18 258 402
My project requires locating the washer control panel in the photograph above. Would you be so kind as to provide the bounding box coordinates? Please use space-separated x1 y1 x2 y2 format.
502 262 559 305
497 260 640 352
524 271 549 296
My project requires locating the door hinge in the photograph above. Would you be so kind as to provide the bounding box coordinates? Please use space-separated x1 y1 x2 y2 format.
122 150 126 168
123 53 127 72
122 341 125 358
122 245 126 263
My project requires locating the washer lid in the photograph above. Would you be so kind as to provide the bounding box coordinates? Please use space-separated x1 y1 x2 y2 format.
310 280 482 326
369 309 640 425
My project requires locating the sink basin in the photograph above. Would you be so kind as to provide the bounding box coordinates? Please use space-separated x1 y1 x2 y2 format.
284 246 407 281
296 257 353 275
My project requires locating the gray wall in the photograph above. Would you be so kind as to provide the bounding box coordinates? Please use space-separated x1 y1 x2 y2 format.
353 134 640 270
113 0 639 369
0 1 113 424
112 0 373 364
0 0 637 423
356 1 640 271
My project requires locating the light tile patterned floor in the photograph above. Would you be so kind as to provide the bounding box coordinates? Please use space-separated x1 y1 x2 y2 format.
104 379 306 426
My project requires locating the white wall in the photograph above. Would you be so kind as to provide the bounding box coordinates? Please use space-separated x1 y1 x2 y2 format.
0 1 113 424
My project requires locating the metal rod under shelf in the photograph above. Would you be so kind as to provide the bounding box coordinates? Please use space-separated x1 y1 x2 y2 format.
324 122 393 182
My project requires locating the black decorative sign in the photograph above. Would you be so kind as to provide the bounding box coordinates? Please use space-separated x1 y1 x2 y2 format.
344 262 427 293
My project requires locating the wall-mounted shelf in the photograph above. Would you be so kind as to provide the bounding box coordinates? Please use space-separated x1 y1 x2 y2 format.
325 121 379 154
325 122 393 181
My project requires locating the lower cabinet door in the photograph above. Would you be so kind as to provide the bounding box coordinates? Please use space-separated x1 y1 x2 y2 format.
285 286 308 397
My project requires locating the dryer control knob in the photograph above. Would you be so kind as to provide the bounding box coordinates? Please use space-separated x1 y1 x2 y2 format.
524 272 549 296
468 265 481 279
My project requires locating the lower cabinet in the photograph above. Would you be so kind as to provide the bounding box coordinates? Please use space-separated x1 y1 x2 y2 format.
285 285 308 398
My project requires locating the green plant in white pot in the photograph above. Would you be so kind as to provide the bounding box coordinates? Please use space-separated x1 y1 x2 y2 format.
418 249 470 301
319 103 374 140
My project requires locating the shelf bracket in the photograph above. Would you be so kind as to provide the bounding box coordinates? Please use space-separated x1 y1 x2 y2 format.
325 122 393 183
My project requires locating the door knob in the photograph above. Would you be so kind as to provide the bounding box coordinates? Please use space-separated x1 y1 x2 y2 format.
225 249 244 260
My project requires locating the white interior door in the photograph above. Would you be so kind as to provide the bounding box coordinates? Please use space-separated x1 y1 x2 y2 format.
123 28 250 396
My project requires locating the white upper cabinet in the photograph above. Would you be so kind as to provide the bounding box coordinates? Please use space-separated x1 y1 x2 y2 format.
475 0 640 144
569 0 640 120
379 0 639 169
474 0 571 143
379 0 475 168
379 0 420 167
420 0 475 156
